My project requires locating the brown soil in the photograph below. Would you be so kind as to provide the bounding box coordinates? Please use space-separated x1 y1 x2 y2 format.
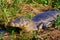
38 28 60 40
20 4 52 16
1 28 60 40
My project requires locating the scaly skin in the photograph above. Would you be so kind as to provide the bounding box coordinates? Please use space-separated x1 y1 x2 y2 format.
10 17 37 32
32 10 60 29
9 10 60 32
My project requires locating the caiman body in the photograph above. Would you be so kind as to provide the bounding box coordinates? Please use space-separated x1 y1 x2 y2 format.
9 10 60 32
32 10 60 29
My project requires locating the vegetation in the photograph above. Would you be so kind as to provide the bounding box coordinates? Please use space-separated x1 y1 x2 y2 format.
0 0 60 23
0 0 60 40
55 15 60 27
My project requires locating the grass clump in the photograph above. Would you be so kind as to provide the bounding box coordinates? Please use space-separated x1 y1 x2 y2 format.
55 15 60 28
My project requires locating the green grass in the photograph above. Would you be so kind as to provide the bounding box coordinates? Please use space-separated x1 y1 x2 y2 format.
55 15 60 28
0 0 60 40
0 0 60 23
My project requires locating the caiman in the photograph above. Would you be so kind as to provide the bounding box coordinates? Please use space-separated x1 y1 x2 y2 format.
9 10 60 32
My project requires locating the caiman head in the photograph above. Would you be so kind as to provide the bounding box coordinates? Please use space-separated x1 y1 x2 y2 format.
9 17 38 32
